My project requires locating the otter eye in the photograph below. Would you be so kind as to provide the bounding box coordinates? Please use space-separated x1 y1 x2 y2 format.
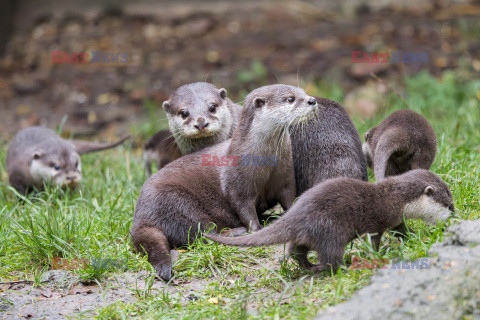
209 104 217 113
287 96 295 103
50 163 60 170
179 110 189 119
447 204 455 212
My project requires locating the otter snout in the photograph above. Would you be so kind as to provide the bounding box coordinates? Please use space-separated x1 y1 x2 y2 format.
194 117 210 131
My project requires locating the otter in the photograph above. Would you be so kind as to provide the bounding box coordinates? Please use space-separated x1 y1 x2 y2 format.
6 126 129 194
363 109 437 182
143 130 181 177
131 84 318 281
290 97 368 195
162 82 242 155
205 169 454 273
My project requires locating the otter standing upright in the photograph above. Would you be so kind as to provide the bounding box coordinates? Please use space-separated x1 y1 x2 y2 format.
131 85 318 281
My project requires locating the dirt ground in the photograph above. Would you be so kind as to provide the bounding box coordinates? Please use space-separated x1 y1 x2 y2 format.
0 247 285 319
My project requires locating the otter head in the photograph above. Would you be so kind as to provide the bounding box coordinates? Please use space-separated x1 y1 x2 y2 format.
163 82 232 139
402 170 455 225
243 84 318 134
30 145 82 189
362 127 376 168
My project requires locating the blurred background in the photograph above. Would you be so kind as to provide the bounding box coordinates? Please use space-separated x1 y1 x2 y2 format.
0 0 478 143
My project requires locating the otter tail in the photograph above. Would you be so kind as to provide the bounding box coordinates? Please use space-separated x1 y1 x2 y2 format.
131 226 173 281
373 134 401 182
204 219 294 248
71 135 130 154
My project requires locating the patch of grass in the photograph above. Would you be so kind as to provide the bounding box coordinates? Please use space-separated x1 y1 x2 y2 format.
0 71 479 319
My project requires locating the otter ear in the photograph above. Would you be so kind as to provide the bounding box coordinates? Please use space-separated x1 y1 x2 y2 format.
253 97 265 108
162 101 171 112
32 151 42 160
219 88 227 100
365 130 370 140
424 186 434 195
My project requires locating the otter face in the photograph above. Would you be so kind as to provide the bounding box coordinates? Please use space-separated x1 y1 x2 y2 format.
30 150 82 188
246 85 318 130
403 184 455 225
163 83 232 139
362 128 375 168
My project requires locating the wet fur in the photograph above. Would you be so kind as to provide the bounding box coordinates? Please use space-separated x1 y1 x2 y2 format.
205 169 454 272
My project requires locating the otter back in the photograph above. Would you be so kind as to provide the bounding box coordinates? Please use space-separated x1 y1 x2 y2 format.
363 109 437 182
290 97 368 195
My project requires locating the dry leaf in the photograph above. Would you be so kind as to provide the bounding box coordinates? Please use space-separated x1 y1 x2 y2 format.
208 297 219 304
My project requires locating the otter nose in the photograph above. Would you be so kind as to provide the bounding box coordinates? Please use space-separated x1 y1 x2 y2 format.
308 97 317 105
194 117 209 130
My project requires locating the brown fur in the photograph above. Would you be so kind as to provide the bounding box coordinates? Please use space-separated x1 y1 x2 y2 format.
143 130 182 176
363 109 437 236
205 169 454 273
131 84 317 281
290 97 368 195
6 126 129 194
162 82 242 155
363 109 437 181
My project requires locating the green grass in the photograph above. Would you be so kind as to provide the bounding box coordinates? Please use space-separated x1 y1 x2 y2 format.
0 71 479 319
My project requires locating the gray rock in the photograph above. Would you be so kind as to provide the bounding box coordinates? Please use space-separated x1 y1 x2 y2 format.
316 220 480 320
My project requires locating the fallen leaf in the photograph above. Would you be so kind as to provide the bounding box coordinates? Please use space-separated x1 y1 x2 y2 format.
40 289 53 298
427 295 436 301
208 297 219 304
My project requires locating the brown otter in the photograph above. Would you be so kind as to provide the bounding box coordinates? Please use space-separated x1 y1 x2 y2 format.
363 109 437 182
290 97 368 195
143 130 182 177
6 126 129 194
162 82 242 155
131 84 318 281
205 169 454 273
363 109 437 236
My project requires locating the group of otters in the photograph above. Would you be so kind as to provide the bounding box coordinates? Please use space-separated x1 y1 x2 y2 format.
6 83 455 281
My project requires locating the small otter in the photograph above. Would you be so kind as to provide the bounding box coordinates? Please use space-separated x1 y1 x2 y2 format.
205 169 454 273
6 126 129 194
290 97 368 194
162 82 242 155
363 109 437 182
143 130 182 177
131 84 318 281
